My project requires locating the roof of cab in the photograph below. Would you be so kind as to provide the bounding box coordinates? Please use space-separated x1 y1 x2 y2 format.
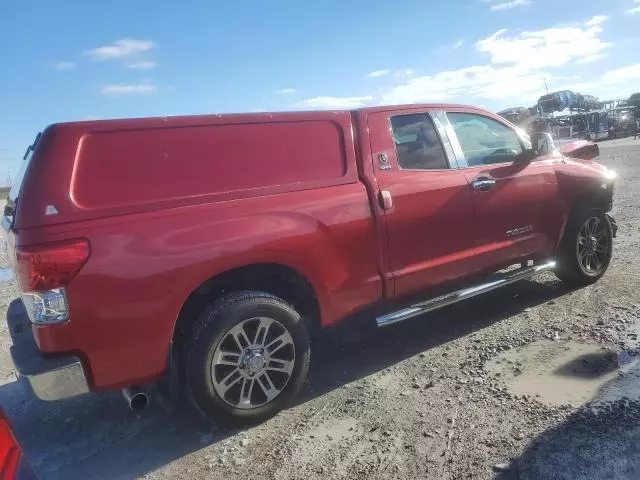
53 103 492 130
355 103 488 115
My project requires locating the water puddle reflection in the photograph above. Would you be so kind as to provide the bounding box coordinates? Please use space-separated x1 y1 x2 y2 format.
0 267 13 282
487 310 640 408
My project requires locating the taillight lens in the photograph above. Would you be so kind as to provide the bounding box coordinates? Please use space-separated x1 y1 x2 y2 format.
15 239 90 325
0 412 21 480
16 239 90 293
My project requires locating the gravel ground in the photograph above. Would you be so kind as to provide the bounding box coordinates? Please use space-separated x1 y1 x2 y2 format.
1 137 639 480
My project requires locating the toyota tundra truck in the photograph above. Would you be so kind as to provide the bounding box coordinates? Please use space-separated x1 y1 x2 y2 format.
4 104 617 425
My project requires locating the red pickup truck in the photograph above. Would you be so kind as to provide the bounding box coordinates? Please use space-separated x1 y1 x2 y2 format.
5 104 617 425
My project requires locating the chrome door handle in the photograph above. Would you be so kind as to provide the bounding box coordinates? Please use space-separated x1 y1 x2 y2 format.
471 178 496 191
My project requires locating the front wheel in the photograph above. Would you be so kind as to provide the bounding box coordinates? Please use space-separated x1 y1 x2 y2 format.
555 209 613 286
182 291 310 426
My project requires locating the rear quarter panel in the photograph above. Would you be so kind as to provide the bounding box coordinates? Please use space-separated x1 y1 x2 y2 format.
26 185 381 389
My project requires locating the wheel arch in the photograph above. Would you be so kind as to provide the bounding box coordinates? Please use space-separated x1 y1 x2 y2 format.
555 193 613 250
172 262 322 347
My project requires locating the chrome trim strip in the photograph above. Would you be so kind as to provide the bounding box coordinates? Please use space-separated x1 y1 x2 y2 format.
429 111 460 169
436 111 468 168
376 260 556 327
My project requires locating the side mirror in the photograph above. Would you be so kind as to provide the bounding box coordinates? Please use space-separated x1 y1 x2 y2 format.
559 140 599 160
531 132 555 155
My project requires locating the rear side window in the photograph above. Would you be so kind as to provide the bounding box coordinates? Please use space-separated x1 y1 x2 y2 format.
390 114 449 170
72 121 346 209
447 112 522 166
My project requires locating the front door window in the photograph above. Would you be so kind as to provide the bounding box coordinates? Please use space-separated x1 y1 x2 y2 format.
447 112 523 166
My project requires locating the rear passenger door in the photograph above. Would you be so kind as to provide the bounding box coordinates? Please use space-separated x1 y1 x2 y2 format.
367 108 479 298
444 110 560 271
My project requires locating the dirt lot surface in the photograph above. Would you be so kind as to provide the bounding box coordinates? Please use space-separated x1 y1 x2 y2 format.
1 137 640 480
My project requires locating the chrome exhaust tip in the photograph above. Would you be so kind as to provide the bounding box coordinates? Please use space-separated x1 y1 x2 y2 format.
122 387 150 411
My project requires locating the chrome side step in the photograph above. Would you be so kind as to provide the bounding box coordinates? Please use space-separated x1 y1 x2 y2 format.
376 260 556 327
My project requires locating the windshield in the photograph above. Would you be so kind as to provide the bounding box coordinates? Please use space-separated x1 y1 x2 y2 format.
9 132 40 201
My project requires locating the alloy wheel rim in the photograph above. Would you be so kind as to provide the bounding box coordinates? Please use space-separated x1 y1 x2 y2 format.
211 317 295 410
576 216 609 276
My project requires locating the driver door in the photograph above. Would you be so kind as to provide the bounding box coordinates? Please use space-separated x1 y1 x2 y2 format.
445 110 561 271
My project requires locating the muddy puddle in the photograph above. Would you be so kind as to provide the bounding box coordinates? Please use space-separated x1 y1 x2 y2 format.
487 340 640 407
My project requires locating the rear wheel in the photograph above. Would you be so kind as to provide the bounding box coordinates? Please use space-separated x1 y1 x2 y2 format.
555 209 613 286
182 291 310 425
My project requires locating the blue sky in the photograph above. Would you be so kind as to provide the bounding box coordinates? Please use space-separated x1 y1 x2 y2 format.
1 0 639 185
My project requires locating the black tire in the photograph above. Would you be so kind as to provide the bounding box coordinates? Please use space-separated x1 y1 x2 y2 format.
555 208 613 286
182 291 310 426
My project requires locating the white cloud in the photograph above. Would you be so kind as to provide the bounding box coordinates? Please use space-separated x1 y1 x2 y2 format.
476 24 612 70
564 64 640 99
86 39 155 61
101 83 157 95
394 69 415 78
301 17 634 111
431 40 465 55
585 15 609 26
53 61 76 71
274 88 296 94
489 0 531 11
627 0 640 15
366 69 390 77
294 96 374 109
381 64 556 104
601 64 640 84
382 19 615 106
576 53 608 64
126 61 157 70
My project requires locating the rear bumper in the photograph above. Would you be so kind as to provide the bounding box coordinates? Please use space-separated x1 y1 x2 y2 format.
7 299 89 401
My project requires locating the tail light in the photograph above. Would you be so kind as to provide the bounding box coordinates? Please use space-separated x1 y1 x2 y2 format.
0 411 21 479
15 239 90 325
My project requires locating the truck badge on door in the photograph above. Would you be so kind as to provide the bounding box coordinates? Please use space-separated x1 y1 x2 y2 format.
378 153 391 170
